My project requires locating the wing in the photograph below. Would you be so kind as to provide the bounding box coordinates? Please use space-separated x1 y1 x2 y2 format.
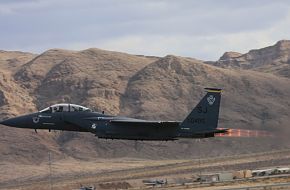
110 119 180 127
82 116 180 127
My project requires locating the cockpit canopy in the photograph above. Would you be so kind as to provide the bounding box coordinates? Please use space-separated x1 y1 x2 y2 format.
39 104 91 113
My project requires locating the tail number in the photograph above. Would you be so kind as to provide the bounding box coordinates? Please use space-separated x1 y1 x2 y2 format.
187 118 206 124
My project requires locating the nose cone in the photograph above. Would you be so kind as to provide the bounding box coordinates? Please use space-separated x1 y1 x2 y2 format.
0 115 29 128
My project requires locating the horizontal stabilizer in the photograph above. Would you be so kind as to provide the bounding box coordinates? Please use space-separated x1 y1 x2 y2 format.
194 128 229 135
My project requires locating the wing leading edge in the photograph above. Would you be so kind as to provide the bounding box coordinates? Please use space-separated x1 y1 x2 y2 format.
110 119 180 127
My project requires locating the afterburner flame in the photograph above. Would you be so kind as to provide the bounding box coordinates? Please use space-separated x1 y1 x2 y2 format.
216 128 273 138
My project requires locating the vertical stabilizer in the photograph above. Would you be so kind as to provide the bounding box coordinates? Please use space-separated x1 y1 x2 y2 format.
180 88 222 133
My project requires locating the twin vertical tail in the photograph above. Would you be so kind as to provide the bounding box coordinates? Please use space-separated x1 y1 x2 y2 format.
179 88 224 137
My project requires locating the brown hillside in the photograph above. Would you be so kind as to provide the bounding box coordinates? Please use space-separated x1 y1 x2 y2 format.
0 42 290 164
121 55 290 130
0 51 36 118
14 48 157 114
0 50 36 73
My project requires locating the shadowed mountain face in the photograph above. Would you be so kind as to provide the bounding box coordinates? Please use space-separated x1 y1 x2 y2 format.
1 41 290 163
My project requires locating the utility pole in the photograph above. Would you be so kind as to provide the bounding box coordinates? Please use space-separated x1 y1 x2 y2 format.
197 139 202 184
48 152 53 190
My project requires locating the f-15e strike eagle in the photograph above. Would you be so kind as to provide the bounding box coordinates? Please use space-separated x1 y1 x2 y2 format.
0 88 229 140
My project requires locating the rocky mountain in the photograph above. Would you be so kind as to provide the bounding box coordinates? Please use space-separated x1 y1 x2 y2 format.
210 40 290 78
0 41 290 164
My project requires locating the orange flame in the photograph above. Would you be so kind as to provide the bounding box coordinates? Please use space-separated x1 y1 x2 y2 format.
216 128 273 138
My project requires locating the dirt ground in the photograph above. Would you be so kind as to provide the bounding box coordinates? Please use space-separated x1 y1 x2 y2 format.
2 149 290 190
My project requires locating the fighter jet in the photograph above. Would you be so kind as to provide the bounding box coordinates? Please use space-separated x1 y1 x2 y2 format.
0 88 228 140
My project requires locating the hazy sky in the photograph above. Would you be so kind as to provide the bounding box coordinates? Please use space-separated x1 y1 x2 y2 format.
0 0 290 60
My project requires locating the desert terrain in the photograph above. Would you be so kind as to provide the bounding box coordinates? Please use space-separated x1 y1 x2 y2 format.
0 40 290 189
2 148 290 189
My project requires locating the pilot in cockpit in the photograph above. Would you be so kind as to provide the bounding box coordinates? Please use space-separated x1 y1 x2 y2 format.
58 106 63 112
40 104 91 113
53 107 58 113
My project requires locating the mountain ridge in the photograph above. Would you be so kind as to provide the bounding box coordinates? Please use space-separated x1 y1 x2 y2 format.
210 40 290 78
0 40 290 163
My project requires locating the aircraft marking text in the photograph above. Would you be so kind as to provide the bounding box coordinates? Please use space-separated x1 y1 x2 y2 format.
197 106 207 114
187 118 206 124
